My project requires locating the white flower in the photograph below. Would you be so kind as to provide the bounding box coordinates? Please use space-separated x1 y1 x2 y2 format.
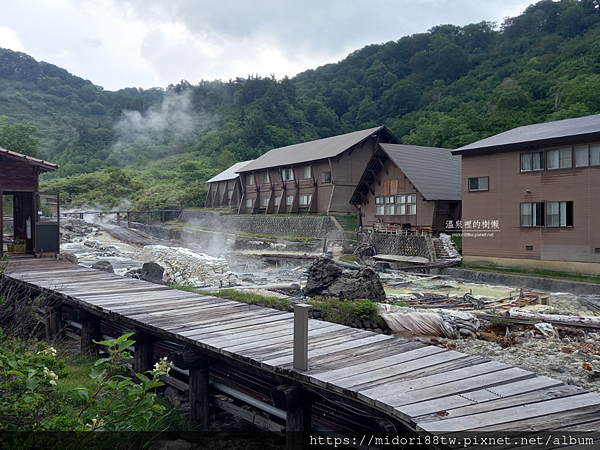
153 357 171 376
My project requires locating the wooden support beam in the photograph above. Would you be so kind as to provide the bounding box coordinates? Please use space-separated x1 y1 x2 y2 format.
80 311 101 357
133 332 157 376
45 304 62 342
293 304 311 371
272 385 313 450
189 358 210 430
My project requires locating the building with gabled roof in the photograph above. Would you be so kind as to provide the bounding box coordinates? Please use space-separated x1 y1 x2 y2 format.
1 148 60 257
205 160 252 210
453 113 600 275
236 126 399 214
351 143 461 233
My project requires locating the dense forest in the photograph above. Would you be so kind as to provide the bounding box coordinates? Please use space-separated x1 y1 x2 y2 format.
1 0 600 209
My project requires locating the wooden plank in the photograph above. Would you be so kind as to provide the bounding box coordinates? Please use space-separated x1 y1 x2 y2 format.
417 393 600 434
260 334 392 367
411 384 583 426
396 376 564 421
310 345 446 385
364 367 536 414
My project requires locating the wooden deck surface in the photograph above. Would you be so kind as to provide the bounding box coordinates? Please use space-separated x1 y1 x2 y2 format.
3 258 600 446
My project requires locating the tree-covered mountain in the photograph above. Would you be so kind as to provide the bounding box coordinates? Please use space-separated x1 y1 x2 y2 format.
1 0 599 209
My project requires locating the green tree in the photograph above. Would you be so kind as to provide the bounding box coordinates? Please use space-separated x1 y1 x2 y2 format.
0 116 40 157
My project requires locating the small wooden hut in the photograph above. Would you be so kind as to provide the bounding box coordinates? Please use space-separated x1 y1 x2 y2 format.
0 148 60 258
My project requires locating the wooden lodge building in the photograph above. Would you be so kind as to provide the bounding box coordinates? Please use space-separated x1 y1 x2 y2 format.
1 148 60 258
205 160 252 210
350 143 461 234
236 126 399 214
453 113 600 275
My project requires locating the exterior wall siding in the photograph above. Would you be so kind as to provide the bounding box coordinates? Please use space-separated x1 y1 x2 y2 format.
462 147 600 264
238 137 380 215
0 160 39 191
361 159 435 229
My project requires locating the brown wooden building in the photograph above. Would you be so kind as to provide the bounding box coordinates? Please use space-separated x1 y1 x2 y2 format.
205 160 252 210
236 126 399 214
453 113 600 275
350 143 461 233
1 148 60 258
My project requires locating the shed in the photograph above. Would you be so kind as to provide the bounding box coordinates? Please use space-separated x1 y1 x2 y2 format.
1 148 60 258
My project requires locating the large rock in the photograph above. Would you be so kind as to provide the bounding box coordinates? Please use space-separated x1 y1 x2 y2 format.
139 262 164 284
303 257 386 302
91 260 114 273
58 251 78 265
303 257 343 297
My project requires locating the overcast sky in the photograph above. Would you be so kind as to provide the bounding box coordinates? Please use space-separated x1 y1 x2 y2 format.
0 0 534 92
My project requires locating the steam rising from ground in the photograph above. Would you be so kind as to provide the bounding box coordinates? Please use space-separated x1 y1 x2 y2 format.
110 91 212 165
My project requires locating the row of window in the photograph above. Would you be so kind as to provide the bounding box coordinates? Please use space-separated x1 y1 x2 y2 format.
248 168 332 184
520 201 573 227
521 144 600 172
375 194 417 216
245 194 313 208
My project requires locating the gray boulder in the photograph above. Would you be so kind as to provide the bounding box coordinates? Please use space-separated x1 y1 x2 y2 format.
140 262 164 284
303 257 386 302
91 260 114 273
58 251 78 265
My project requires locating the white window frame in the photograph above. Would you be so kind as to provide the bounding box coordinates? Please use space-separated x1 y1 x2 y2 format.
375 196 384 215
274 196 281 206
299 194 312 205
262 171 270 183
246 198 254 208
248 173 255 185
286 195 294 206
262 196 269 207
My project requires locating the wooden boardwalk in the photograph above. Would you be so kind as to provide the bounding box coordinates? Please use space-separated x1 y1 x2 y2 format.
3 258 600 447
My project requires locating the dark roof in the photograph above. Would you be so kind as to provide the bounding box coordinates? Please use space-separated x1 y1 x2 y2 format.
453 113 600 155
351 144 461 204
237 126 399 172
206 160 253 183
0 148 59 173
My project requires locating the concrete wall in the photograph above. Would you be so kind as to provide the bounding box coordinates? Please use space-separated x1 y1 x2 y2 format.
179 210 344 239
366 233 436 260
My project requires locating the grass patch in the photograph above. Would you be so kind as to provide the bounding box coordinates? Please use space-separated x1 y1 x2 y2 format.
333 214 358 232
338 254 361 264
209 289 291 310
462 264 600 284
450 232 462 252
306 297 384 328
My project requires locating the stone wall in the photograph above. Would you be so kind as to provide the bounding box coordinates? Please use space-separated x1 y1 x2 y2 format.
366 233 436 260
179 210 344 239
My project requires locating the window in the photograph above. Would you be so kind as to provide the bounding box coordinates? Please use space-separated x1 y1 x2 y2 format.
303 166 312 179
575 145 589 167
375 197 384 215
227 189 233 200
299 194 312 205
274 196 281 206
547 147 572 169
286 195 294 206
546 201 573 227
591 144 600 166
384 196 395 215
321 171 331 183
282 168 294 181
521 152 543 172
262 171 270 183
395 194 416 215
248 173 255 185
246 198 254 208
520 202 544 227
262 196 269 207
468 177 489 192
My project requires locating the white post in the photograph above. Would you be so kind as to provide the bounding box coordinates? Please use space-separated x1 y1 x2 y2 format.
293 303 311 371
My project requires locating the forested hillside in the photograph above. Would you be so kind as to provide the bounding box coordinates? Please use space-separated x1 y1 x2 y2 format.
1 0 599 209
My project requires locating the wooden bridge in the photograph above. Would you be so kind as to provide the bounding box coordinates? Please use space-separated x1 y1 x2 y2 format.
3 257 599 449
